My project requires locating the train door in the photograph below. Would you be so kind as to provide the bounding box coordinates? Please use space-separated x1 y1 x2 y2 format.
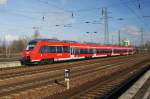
93 48 96 57
70 47 75 59
111 49 114 56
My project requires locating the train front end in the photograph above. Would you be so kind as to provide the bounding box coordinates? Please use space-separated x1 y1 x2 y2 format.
20 40 37 65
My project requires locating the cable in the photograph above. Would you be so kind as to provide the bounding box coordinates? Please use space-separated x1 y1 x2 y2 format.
119 0 149 28
37 0 71 13
128 0 146 19
36 0 135 13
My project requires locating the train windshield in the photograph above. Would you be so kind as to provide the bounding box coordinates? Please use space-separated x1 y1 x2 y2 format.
26 41 37 51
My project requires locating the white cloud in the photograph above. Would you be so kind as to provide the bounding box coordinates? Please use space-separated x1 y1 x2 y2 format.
121 25 141 35
0 0 7 5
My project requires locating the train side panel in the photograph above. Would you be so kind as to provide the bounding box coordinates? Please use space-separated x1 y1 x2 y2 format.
20 40 135 65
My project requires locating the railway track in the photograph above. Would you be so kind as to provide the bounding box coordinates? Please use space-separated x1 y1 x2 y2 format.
48 58 150 99
0 54 140 79
0 56 139 96
0 54 149 98
70 62 150 99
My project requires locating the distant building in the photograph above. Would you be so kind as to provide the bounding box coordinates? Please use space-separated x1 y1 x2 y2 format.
122 39 130 46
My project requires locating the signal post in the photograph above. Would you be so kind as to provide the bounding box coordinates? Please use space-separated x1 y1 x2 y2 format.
64 69 70 89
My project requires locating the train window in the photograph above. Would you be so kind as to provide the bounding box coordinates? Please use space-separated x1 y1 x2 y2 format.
63 46 70 53
84 49 87 54
107 49 112 53
104 49 106 53
96 49 101 53
26 45 35 51
96 49 112 53
57 46 63 53
26 41 37 51
80 49 84 54
89 49 93 54
86 49 88 53
80 49 82 54
80 49 88 54
114 49 126 53
39 46 49 53
114 49 118 53
75 49 80 54
123 50 126 52
75 48 80 54
48 46 56 53
103 49 106 53
80 49 83 54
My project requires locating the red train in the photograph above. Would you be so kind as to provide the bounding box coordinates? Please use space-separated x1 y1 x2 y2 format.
20 39 135 65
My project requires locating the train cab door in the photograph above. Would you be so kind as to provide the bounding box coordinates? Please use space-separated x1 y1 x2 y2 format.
111 49 114 56
93 48 96 57
70 47 75 59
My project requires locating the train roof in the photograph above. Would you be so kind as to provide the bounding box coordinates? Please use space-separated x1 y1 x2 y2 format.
29 39 134 49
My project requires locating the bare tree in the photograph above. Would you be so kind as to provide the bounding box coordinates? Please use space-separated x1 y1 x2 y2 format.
10 38 27 53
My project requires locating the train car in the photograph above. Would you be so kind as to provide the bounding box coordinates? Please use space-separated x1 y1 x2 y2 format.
20 39 135 65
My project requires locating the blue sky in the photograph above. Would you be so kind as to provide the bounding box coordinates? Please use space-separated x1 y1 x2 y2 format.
0 0 150 45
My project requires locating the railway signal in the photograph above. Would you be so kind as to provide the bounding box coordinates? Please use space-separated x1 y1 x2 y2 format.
64 69 70 89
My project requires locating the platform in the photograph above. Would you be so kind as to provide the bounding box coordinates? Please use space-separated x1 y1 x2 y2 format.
0 61 21 68
119 70 150 99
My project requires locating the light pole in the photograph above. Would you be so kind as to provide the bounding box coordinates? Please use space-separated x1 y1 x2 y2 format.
117 17 124 46
118 30 121 46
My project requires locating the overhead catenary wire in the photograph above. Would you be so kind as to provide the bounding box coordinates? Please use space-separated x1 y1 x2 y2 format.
36 0 140 13
119 0 149 28
1 0 147 26
128 0 148 22
2 0 148 22
0 0 149 40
